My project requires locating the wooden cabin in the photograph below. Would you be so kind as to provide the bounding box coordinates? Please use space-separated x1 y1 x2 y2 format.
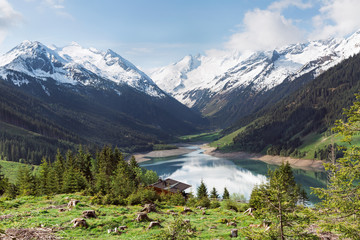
149 178 191 195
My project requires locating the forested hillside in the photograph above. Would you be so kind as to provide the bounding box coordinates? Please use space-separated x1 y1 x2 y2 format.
224 53 360 157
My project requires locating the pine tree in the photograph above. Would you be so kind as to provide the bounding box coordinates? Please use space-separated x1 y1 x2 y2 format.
222 187 230 199
38 157 50 195
210 187 219 199
16 166 35 196
249 162 305 240
197 180 208 199
313 94 360 238
0 164 9 195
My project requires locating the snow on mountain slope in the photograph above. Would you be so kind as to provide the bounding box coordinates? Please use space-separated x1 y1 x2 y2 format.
0 41 165 98
151 31 360 107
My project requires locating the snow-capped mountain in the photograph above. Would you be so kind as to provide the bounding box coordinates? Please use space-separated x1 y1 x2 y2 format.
0 41 206 150
151 30 360 109
0 40 165 98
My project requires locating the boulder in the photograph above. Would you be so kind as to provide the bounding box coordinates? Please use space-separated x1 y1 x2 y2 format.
135 212 151 222
227 222 237 227
141 203 157 213
118 226 128 231
67 199 80 208
82 210 97 218
147 221 161 230
71 218 88 228
230 229 238 238
181 207 193 214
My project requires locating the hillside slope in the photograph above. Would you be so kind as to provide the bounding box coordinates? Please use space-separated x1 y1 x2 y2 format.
0 41 207 164
152 31 360 127
218 52 360 157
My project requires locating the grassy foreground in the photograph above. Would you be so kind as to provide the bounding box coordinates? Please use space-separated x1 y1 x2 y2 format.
0 194 259 239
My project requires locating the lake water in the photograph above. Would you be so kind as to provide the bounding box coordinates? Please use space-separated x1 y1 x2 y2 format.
140 146 327 203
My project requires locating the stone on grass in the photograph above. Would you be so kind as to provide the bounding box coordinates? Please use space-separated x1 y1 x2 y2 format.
71 218 88 228
141 203 157 213
230 229 238 238
135 212 152 222
227 222 237 227
181 207 193 214
118 226 128 231
67 199 80 208
147 221 161 230
82 210 97 218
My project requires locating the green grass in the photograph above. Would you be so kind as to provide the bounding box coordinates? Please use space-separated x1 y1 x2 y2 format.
0 194 259 239
209 127 245 150
0 160 39 184
297 132 360 159
179 131 221 143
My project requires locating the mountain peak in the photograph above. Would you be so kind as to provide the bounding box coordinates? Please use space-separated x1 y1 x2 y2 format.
0 40 165 98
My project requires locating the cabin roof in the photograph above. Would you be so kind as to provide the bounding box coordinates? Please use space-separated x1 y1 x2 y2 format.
150 178 191 193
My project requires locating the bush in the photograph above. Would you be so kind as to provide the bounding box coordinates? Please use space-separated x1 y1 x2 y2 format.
127 188 159 205
224 199 245 212
160 192 186 206
210 200 220 209
154 215 194 239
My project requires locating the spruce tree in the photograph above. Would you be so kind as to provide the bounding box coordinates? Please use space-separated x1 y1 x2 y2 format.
313 94 360 238
0 164 9 195
210 187 219 199
197 180 208 199
16 166 35 196
222 187 230 199
38 157 50 195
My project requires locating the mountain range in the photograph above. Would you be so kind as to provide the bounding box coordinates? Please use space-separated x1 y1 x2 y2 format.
0 41 205 163
2 29 360 164
151 31 360 127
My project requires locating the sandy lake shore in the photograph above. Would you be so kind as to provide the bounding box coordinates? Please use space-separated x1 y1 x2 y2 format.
133 143 325 171
133 144 196 163
201 144 325 172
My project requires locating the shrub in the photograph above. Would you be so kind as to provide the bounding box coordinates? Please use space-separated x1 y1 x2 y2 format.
127 188 159 205
160 192 186 206
154 216 194 239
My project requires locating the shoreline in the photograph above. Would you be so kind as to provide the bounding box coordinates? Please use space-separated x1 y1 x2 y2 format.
133 143 197 163
201 144 325 172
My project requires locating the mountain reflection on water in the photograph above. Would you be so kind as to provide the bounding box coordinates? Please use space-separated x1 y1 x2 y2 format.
140 146 327 202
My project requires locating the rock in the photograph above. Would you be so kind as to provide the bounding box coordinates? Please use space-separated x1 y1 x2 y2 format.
135 212 151 222
71 218 88 228
201 207 207 210
82 210 97 218
58 208 66 212
107 229 113 234
209 226 217 230
202 211 206 215
230 229 238 238
147 221 161 230
118 226 128 231
141 203 157 213
181 207 193 214
184 219 190 224
227 222 237 227
67 199 80 208
244 208 254 217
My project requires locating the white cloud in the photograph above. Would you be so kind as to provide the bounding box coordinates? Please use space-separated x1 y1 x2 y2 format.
311 0 360 39
225 9 305 52
0 0 22 44
269 0 312 11
43 0 65 9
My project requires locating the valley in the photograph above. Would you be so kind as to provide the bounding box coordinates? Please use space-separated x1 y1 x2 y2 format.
1 25 360 240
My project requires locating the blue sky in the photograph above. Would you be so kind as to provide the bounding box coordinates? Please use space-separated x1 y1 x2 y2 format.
1 0 360 71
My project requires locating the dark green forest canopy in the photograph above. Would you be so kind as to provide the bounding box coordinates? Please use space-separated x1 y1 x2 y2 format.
227 53 360 156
